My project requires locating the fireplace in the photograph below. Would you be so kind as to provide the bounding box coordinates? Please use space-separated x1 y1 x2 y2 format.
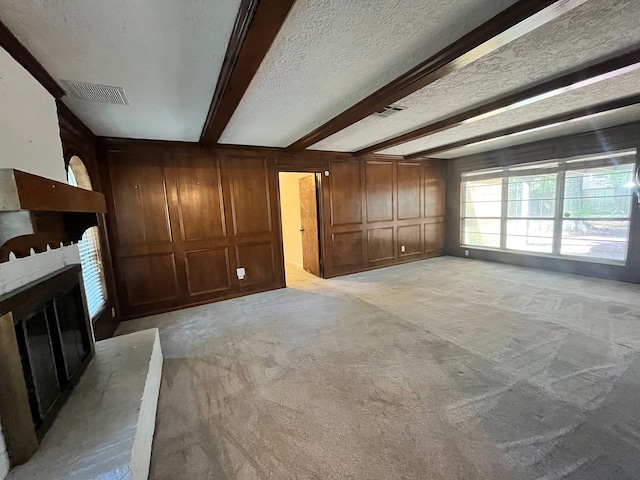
0 265 94 467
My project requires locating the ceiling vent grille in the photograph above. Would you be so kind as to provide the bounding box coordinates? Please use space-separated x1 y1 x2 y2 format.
62 81 129 105
373 104 405 118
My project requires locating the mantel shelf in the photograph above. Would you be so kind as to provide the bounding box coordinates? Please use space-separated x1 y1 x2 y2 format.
0 169 107 262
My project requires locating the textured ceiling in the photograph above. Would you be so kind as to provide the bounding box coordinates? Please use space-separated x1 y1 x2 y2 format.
378 68 640 156
219 0 519 147
0 0 241 141
313 0 640 152
432 103 640 159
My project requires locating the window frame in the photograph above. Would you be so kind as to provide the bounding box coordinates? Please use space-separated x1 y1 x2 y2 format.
460 150 637 265
66 155 108 321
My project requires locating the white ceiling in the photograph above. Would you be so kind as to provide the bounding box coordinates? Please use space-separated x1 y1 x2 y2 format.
313 0 640 152
218 0 519 147
0 0 241 141
431 103 640 159
378 68 640 156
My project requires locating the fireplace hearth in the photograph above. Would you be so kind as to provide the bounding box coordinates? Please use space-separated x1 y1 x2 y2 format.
0 265 93 467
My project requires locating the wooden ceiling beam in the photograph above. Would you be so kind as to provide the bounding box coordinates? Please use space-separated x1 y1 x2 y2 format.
357 49 640 155
200 0 296 147
405 94 640 160
286 0 587 153
0 19 65 99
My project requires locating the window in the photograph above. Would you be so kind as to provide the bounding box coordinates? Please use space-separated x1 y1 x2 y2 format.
67 156 108 319
461 150 637 264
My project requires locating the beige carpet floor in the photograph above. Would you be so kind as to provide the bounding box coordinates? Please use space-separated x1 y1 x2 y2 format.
117 257 640 479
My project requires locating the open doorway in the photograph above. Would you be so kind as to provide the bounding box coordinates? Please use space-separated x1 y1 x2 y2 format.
278 172 323 285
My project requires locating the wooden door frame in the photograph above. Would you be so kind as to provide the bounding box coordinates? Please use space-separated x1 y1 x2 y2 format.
276 167 326 280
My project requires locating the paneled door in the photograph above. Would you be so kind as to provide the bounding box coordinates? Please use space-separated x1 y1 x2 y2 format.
299 175 321 276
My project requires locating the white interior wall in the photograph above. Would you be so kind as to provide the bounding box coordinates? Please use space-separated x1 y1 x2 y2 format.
279 173 311 269
0 46 80 479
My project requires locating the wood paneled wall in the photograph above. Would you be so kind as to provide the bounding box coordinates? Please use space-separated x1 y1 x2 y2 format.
323 157 445 277
99 141 284 319
99 141 446 319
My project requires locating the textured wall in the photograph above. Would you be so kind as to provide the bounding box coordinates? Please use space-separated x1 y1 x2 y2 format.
0 46 79 479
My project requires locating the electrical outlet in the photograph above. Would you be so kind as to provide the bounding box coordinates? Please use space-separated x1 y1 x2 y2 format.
324 170 329 176
236 267 246 280
464 250 469 257
111 307 116 318
401 245 406 253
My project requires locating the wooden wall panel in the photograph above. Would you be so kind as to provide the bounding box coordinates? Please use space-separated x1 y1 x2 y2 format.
424 163 445 219
397 162 422 220
109 152 172 246
175 154 226 241
331 231 364 268
228 155 272 236
323 156 445 277
398 224 421 257
236 242 275 287
368 227 394 262
101 143 284 319
366 161 394 223
121 253 179 306
185 248 230 295
330 160 362 226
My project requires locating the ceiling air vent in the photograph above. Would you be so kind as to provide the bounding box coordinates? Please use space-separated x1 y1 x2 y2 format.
62 80 129 105
373 104 405 118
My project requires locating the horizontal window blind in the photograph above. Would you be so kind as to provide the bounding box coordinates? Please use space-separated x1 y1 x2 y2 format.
68 166 107 319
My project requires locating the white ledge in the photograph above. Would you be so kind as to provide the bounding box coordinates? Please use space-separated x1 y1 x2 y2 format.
8 328 163 480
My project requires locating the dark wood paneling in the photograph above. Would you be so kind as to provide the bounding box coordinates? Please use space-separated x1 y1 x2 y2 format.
323 156 446 277
175 154 226 241
101 141 285 319
185 248 231 295
445 121 640 284
331 231 364 268
368 227 394 262
424 222 445 254
287 0 583 152
398 224 421 257
200 0 297 146
366 161 394 223
236 242 275 287
122 253 179 306
228 155 272 236
109 152 172 247
358 50 640 155
397 162 421 220
330 160 363 226
424 163 445 219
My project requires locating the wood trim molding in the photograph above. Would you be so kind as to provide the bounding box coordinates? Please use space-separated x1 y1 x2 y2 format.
200 0 296 147
0 19 65 99
357 49 640 155
406 93 640 159
286 0 586 152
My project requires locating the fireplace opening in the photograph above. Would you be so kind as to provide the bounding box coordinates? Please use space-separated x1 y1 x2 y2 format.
0 265 94 466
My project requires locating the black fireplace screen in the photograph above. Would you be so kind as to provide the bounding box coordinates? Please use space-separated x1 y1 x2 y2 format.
10 266 93 438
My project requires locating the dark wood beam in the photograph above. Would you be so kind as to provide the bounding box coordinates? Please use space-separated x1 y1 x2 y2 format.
200 0 296 147
0 19 65 99
286 0 586 153
405 94 640 160
357 50 640 155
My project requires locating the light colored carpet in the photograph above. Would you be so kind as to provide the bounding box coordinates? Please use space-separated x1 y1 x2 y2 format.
116 256 640 479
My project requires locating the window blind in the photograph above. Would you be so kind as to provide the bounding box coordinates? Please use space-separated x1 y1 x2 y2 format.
67 167 107 319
